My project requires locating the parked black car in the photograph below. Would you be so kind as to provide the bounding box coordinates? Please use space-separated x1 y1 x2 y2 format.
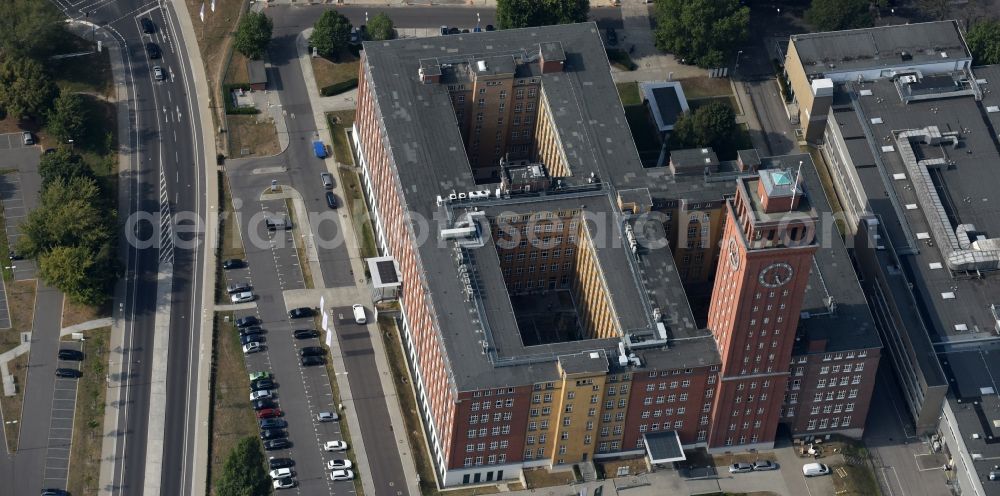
251 378 275 391
146 42 161 59
240 326 266 337
252 398 276 411
300 356 325 367
606 28 617 46
240 334 264 346
222 258 245 270
260 428 287 440
325 191 338 209
299 346 326 357
268 457 294 469
288 307 313 319
235 315 260 328
263 439 290 451
55 368 82 378
58 349 84 361
293 329 318 339
260 418 287 429
140 17 155 34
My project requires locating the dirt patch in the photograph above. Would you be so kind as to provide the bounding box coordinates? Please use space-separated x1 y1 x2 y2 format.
65 326 110 496
227 114 280 158
183 0 249 152
678 77 734 99
312 52 360 94
0 280 38 451
224 50 251 85
207 313 258 495
62 298 110 329
598 457 648 478
523 467 577 488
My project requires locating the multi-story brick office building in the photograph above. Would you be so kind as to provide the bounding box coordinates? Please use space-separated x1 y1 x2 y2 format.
351 23 881 487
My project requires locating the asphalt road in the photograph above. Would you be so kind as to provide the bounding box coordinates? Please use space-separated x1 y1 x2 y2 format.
41 0 209 495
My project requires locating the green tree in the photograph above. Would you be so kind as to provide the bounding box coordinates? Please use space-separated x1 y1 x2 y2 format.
47 92 88 144
367 12 395 41
0 0 68 58
653 0 749 68
234 11 273 60
497 0 589 29
669 101 739 157
310 9 352 58
215 437 270 496
0 55 58 121
39 244 116 306
805 0 874 31
17 176 113 257
39 148 92 187
967 20 1000 65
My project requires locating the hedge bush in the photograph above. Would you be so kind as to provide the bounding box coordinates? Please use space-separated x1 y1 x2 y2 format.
222 83 261 115
320 78 359 97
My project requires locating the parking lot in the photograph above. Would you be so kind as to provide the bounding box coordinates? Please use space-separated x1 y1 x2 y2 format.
40 340 85 490
226 190 355 493
0 132 41 281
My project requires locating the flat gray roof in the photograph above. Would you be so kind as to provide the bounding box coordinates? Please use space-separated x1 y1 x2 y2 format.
851 77 1000 343
362 23 878 390
791 20 970 76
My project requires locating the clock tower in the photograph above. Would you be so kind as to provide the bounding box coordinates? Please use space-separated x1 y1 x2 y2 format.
705 169 819 449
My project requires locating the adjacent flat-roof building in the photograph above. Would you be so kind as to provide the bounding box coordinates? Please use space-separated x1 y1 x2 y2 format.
784 20 972 141
816 54 1000 494
352 23 880 487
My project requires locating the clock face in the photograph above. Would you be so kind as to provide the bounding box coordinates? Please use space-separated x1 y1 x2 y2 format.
728 238 740 271
759 262 794 288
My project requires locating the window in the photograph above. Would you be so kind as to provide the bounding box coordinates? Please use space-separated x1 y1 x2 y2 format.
468 429 476 438
528 421 536 431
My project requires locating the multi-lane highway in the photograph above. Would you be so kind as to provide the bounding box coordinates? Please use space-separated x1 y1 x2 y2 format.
43 1 210 495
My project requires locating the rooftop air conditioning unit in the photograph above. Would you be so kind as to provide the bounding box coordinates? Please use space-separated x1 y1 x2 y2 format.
900 75 918 84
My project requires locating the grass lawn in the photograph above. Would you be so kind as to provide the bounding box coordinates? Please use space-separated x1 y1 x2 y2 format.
227 114 280 158
0 190 14 281
616 82 641 106
326 110 356 166
51 36 115 99
336 167 377 259
285 198 314 289
679 76 734 99
312 51 360 94
216 171 246 303
378 316 439 494
207 313 258 495
65 326 110 496
0 280 38 451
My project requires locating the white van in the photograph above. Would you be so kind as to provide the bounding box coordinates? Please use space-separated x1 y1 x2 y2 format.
802 462 830 477
352 304 366 325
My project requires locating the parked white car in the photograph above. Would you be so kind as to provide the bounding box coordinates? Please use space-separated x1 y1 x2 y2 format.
316 411 339 422
326 459 352 470
352 304 366 324
268 467 293 479
323 440 348 452
242 342 263 354
230 291 255 303
329 469 354 481
250 390 272 401
272 477 296 489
